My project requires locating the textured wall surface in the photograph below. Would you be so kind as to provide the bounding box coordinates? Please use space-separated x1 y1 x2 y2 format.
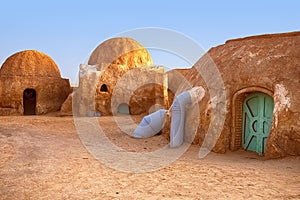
69 37 167 116
166 32 300 158
0 50 71 115
88 37 152 67
70 65 167 116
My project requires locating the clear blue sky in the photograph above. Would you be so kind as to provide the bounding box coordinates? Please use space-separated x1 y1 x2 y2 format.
1 0 299 83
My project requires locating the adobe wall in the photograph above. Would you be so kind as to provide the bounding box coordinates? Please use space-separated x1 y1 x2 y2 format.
0 77 70 115
166 69 191 108
71 65 167 116
170 32 300 158
111 66 167 115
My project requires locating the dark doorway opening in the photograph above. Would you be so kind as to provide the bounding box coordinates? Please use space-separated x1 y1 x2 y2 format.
23 89 36 115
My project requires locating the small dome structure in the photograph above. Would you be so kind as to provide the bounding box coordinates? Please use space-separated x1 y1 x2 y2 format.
88 37 152 68
0 50 71 115
0 50 61 77
72 37 167 116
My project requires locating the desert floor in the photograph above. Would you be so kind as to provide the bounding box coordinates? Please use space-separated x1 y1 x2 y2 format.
0 115 299 200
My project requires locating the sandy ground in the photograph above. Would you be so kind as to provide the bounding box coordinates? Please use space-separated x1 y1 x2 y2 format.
0 115 299 200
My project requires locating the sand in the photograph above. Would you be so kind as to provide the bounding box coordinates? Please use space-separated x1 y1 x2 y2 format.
0 115 299 199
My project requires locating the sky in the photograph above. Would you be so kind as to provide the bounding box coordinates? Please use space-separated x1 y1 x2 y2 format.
0 0 299 84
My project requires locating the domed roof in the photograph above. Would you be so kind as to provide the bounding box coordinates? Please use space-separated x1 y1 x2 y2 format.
0 50 61 77
88 37 152 68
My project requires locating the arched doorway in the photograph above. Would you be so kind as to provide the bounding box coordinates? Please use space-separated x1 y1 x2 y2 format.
23 89 36 115
231 87 274 154
117 103 130 115
242 92 274 155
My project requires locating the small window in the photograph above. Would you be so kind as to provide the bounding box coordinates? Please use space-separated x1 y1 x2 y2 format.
100 84 108 92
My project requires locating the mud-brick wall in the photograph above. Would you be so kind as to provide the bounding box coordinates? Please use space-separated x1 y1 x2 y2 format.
112 66 167 115
169 32 300 158
0 76 70 115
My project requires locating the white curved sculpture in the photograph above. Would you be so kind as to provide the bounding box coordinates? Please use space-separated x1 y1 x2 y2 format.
170 86 205 147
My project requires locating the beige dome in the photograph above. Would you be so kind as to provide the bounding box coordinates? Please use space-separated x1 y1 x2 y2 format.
0 50 61 77
88 37 152 68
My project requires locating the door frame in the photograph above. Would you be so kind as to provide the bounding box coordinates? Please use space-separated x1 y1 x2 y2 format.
230 87 273 151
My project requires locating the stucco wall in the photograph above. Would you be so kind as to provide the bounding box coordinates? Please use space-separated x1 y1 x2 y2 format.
0 77 70 115
168 32 300 158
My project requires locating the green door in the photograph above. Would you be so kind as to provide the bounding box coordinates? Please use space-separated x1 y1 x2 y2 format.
242 92 274 155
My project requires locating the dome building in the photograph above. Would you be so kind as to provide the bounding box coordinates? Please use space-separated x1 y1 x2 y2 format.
88 37 152 67
68 37 167 116
0 50 71 115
